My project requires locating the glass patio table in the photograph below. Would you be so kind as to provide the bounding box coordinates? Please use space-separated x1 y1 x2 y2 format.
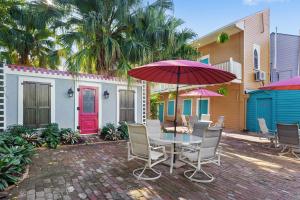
149 132 202 174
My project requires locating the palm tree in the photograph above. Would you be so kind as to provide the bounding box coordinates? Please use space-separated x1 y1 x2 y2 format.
0 1 63 68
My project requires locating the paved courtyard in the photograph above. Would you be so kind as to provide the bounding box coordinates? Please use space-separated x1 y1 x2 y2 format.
7 133 300 200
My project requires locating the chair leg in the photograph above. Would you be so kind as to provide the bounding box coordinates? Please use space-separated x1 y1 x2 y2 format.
279 145 292 156
133 164 162 180
183 168 215 183
291 149 300 160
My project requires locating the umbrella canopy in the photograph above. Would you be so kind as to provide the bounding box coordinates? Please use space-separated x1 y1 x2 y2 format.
180 88 223 97
260 76 300 90
128 60 236 84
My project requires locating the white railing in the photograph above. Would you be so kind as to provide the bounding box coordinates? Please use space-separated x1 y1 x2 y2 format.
151 58 242 93
214 57 242 80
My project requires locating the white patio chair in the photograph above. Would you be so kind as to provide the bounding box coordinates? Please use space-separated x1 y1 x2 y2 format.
127 124 168 180
257 118 277 147
201 114 210 121
211 116 225 128
146 119 171 147
188 115 199 132
179 128 222 183
181 114 188 127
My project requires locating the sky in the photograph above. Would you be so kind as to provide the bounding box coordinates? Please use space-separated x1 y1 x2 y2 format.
160 0 300 38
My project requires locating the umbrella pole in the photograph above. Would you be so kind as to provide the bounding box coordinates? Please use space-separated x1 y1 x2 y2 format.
173 66 180 163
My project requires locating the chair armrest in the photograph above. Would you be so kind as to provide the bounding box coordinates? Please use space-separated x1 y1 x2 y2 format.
151 145 166 151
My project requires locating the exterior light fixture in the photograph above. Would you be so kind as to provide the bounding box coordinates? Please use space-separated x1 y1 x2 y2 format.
103 90 110 99
67 88 74 97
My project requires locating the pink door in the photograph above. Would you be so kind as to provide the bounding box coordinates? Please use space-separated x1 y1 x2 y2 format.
79 86 98 134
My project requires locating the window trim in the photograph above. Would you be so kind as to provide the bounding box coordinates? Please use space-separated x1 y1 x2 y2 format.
167 100 175 117
18 76 55 125
253 44 261 70
196 98 210 117
182 99 193 116
117 85 137 123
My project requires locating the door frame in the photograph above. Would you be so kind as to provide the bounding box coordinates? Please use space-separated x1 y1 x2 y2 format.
196 98 210 117
157 101 165 122
75 82 102 132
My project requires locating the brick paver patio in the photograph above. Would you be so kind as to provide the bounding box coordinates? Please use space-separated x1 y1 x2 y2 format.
7 133 300 200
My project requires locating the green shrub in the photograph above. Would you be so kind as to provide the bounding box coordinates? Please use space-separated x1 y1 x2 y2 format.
41 123 60 149
101 123 121 141
117 121 128 140
60 128 80 145
0 154 23 191
6 125 42 147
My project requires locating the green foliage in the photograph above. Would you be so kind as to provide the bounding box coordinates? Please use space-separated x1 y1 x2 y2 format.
0 129 35 191
150 94 160 119
41 123 60 149
217 32 230 44
6 125 42 147
101 122 129 141
217 85 229 96
117 121 129 140
60 128 80 145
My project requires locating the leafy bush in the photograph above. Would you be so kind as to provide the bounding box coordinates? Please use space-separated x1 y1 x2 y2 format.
60 128 80 145
6 125 42 147
117 121 128 140
0 154 23 191
41 123 60 149
0 131 35 191
101 122 129 141
101 123 121 141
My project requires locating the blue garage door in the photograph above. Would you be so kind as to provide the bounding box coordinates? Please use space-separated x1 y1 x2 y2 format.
257 98 272 132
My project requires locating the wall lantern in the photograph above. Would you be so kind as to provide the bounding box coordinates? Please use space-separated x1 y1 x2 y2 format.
67 88 74 97
103 90 110 99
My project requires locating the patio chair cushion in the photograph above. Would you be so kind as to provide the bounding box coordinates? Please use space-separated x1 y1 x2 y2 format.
150 150 164 160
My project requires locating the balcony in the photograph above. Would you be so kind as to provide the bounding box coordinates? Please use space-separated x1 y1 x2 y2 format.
151 58 242 93
214 57 242 80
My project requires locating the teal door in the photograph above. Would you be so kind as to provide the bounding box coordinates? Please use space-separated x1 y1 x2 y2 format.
158 103 164 122
257 98 272 132
198 99 209 117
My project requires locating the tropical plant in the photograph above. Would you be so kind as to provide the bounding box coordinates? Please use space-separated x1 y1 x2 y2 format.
60 128 80 145
0 154 23 191
101 123 121 141
41 123 60 149
217 85 229 96
0 1 64 68
117 121 128 140
217 32 230 44
7 125 42 147
150 94 160 119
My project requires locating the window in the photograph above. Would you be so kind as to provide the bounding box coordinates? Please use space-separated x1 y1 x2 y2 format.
198 99 209 117
199 55 210 64
23 82 51 128
183 99 192 116
253 44 260 70
167 100 175 116
119 90 135 123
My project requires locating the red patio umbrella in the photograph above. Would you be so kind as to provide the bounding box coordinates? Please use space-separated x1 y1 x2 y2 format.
180 88 223 118
260 76 300 90
128 60 235 163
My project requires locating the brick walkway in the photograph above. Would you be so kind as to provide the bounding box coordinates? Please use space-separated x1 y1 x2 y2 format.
7 133 300 200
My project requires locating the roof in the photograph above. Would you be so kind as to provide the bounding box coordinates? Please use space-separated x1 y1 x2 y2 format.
7 64 130 83
192 10 268 48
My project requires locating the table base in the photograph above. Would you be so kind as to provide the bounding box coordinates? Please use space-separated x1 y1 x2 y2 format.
162 159 185 173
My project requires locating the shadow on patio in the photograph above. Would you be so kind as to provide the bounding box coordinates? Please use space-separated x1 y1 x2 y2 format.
8 132 300 200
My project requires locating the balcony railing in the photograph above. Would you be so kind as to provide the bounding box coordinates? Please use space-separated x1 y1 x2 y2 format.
214 58 242 80
151 58 242 93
